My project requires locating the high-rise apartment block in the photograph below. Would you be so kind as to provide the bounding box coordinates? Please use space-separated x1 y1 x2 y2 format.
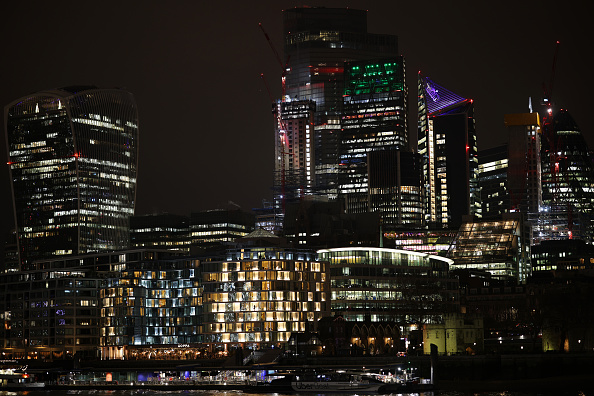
274 100 316 203
418 74 479 228
4 87 139 266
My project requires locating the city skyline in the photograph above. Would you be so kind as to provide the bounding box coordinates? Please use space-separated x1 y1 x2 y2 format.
2 0 592 244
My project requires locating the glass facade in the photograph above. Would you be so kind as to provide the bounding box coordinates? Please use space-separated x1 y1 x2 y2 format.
531 239 594 272
100 254 201 360
418 74 479 228
282 7 399 198
539 109 594 242
384 230 457 256
447 216 530 283
505 113 542 215
0 249 194 360
5 87 139 266
274 100 316 206
318 247 459 324
190 209 255 251
201 248 330 349
130 213 191 253
339 58 413 227
479 145 509 220
367 150 423 229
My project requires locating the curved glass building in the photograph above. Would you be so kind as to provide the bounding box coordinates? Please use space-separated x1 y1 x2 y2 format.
539 109 594 241
317 247 459 324
5 86 139 266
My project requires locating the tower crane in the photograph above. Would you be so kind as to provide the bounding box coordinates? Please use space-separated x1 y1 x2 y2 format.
259 22 291 213
541 41 572 238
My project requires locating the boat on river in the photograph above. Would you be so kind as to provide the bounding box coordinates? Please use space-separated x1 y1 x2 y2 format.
0 362 45 390
291 370 385 393
245 369 386 393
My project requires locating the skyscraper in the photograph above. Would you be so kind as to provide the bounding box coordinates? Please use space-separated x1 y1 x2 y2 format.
479 144 509 220
339 57 415 228
505 112 542 214
539 109 594 241
418 74 479 228
280 7 400 199
5 86 139 266
273 100 315 205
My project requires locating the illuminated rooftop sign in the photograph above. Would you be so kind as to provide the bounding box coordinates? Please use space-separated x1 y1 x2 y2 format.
422 76 466 114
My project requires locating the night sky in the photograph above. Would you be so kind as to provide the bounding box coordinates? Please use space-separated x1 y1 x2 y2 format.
1 0 592 246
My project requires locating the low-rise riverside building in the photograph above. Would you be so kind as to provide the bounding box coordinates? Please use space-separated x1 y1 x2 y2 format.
423 313 484 355
201 245 331 352
0 249 202 361
318 247 460 326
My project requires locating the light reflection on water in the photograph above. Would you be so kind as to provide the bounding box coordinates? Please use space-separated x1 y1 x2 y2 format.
0 391 588 396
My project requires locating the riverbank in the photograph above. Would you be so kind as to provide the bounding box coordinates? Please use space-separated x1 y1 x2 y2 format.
439 374 593 393
19 352 594 393
39 375 592 394
44 383 248 391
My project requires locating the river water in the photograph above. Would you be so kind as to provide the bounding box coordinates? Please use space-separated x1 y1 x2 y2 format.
0 390 589 396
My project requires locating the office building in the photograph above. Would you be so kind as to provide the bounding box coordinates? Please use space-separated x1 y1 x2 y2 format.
531 238 594 273
130 213 191 253
317 247 459 325
100 252 202 360
4 86 139 266
447 214 530 283
253 200 284 236
479 145 509 220
283 198 381 248
0 249 200 361
201 245 330 351
338 58 419 229
281 7 400 198
505 113 542 214
539 109 594 241
383 229 457 256
418 74 479 228
367 149 423 229
190 209 255 252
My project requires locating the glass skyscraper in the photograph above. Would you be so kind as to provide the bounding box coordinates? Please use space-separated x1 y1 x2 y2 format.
281 7 400 199
339 57 416 228
539 109 594 241
418 74 479 228
4 86 139 266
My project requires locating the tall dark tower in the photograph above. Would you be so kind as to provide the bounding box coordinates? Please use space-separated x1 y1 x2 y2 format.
505 112 542 214
338 57 419 228
539 109 594 241
418 74 479 228
280 7 400 199
5 86 139 266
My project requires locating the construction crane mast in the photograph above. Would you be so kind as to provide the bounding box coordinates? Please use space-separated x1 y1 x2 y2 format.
259 22 291 213
541 41 571 238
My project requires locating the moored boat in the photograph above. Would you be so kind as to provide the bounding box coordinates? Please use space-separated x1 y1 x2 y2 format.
291 370 385 393
0 363 45 390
